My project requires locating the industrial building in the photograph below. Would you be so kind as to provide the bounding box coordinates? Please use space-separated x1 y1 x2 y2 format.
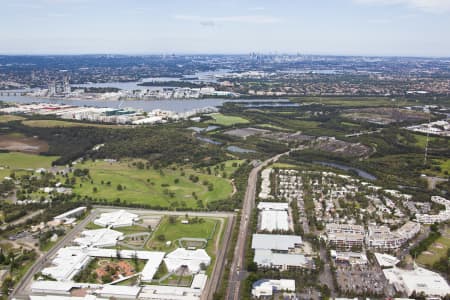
94 210 139 228
257 202 290 232
164 248 211 273
53 207 87 224
383 266 450 297
251 279 296 298
74 228 123 248
251 234 312 270
41 247 165 282
258 168 273 200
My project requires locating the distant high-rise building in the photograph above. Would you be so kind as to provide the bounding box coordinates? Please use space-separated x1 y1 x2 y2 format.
48 81 56 96
63 76 71 94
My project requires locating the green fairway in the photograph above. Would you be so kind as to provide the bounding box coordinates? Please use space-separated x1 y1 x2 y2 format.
206 113 249 126
22 119 123 128
417 229 450 266
0 152 58 177
71 160 235 208
0 115 25 123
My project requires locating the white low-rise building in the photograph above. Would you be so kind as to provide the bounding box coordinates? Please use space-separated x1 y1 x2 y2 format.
74 228 123 248
383 266 450 297
259 168 273 199
252 279 295 298
164 248 211 273
251 234 312 270
330 250 368 265
41 247 165 282
374 253 400 268
53 207 86 222
260 210 289 232
94 210 139 228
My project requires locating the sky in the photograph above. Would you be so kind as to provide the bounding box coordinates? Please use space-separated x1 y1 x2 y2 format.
1 0 450 56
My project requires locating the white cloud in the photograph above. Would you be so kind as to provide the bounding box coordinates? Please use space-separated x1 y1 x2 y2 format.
173 14 281 25
354 0 450 13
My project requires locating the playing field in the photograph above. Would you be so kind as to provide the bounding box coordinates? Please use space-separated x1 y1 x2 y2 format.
417 228 450 266
147 215 219 254
71 160 236 208
206 113 249 126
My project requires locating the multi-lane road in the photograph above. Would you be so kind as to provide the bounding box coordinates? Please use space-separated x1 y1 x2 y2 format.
11 210 99 299
226 151 292 300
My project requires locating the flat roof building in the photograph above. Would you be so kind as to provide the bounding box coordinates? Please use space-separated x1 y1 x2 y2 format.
74 228 123 248
384 266 450 297
260 210 289 232
41 247 165 282
94 210 139 228
164 248 211 274
252 279 295 298
257 202 289 211
251 234 312 270
54 207 86 222
251 234 302 252
367 222 420 250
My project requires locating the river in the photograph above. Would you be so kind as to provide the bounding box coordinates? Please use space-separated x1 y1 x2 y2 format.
314 161 377 180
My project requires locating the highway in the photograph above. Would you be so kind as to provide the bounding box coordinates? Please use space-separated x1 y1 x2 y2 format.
11 210 99 299
226 150 291 300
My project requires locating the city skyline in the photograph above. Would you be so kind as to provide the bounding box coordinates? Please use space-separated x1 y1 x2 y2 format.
1 0 450 57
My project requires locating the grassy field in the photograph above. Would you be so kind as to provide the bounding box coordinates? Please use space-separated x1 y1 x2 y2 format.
70 160 235 208
0 115 25 123
417 228 450 266
0 152 58 178
22 119 122 128
206 113 249 126
147 216 218 253
429 159 450 177
271 163 299 169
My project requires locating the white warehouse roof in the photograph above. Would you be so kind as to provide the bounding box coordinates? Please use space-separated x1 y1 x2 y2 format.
94 210 139 228
260 210 289 232
42 247 165 282
252 279 295 298
252 234 302 251
257 202 289 211
383 266 450 297
74 228 123 248
254 249 310 268
164 248 211 273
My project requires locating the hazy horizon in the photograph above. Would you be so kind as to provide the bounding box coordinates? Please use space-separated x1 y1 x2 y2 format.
2 0 450 57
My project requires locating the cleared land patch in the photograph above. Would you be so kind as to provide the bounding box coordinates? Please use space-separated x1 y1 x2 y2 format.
342 108 429 125
0 134 49 153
